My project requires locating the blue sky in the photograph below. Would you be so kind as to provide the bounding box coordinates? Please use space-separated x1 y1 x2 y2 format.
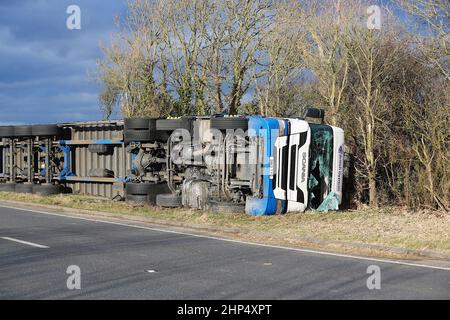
0 0 127 125
0 1 411 125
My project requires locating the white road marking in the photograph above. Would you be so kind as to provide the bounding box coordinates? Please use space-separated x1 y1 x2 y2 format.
1 236 49 249
0 203 449 271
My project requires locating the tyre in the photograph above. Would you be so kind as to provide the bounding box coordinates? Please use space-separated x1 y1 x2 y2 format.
156 118 193 132
303 108 325 121
147 182 171 204
124 118 153 130
31 124 60 137
126 182 171 205
124 118 160 143
125 182 154 195
124 129 154 143
0 183 16 192
14 126 32 137
0 126 14 138
156 193 182 208
124 130 169 143
15 183 33 194
32 184 62 196
209 200 245 214
210 117 248 131
61 186 73 194
125 194 149 205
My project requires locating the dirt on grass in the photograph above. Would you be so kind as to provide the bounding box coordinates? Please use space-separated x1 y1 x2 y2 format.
0 192 448 260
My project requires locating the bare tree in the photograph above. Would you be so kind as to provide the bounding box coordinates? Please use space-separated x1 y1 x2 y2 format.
96 0 449 212
396 0 449 80
342 5 407 207
254 2 304 117
99 0 274 117
96 0 170 118
200 3 228 113
220 0 274 115
154 0 212 115
277 0 352 125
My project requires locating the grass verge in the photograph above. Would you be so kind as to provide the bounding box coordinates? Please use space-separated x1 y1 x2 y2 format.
0 192 448 260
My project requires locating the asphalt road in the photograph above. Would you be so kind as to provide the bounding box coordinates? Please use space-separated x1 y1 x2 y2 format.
0 203 449 300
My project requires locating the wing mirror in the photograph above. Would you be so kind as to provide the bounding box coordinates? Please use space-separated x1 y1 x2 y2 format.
303 108 325 123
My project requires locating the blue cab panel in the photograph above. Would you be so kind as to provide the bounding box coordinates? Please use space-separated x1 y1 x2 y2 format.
245 116 283 215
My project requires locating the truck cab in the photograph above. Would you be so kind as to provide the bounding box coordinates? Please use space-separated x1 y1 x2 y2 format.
122 109 344 215
245 115 344 215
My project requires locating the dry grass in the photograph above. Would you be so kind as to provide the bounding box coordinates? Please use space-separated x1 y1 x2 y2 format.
0 192 448 255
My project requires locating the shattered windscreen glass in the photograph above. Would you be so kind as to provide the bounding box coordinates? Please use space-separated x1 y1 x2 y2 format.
307 124 334 210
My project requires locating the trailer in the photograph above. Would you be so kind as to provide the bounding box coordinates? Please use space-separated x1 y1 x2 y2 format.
0 109 344 215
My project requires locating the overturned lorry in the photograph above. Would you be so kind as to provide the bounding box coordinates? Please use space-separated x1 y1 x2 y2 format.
0 109 344 215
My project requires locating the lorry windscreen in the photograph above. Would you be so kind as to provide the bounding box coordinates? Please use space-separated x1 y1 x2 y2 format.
308 124 334 209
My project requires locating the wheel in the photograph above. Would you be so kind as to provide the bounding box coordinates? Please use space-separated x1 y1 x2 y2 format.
209 200 245 214
13 126 32 137
124 129 169 143
32 184 62 196
124 118 161 143
124 129 154 143
31 124 60 137
15 183 33 194
303 108 325 121
125 194 149 205
156 118 193 132
0 126 14 138
210 117 248 131
0 183 16 192
156 193 182 208
61 186 73 194
124 118 154 130
147 182 171 204
125 182 154 195
126 182 171 204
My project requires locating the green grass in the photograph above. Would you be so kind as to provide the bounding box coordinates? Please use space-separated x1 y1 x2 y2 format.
0 192 448 256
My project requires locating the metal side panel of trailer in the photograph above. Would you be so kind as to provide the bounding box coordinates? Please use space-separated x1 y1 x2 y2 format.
59 120 132 199
0 140 5 179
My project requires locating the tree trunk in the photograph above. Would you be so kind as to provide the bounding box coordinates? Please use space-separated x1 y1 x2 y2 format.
368 169 377 207
366 102 377 207
229 82 240 115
